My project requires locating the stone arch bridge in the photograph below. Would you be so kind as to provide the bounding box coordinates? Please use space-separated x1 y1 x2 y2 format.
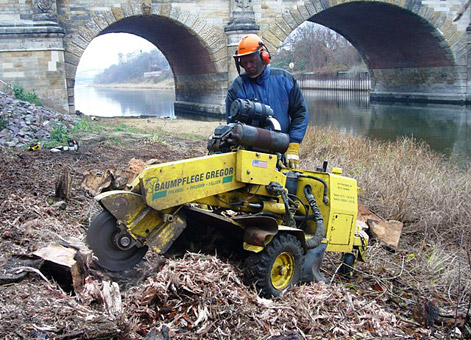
1 0 470 117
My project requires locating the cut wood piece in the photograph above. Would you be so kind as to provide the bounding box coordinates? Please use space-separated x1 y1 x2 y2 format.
81 169 137 195
358 204 403 250
128 158 148 174
81 170 113 196
366 219 403 250
357 203 381 223
33 243 89 293
102 281 122 316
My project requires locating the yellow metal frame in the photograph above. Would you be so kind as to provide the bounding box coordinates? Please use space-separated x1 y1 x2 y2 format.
96 149 366 259
281 169 359 253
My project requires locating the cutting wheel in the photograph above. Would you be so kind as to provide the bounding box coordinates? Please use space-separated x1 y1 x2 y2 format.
87 210 148 271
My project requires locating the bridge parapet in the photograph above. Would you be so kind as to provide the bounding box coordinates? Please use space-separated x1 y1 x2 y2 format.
1 0 471 115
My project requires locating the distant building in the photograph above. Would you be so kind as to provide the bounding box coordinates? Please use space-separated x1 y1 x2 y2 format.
143 71 163 78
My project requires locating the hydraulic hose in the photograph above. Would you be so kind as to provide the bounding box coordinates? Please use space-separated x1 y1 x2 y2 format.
298 174 329 204
293 214 314 221
303 185 325 249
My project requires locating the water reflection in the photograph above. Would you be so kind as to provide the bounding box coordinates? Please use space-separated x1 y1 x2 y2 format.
74 86 471 160
75 85 175 118
304 89 471 159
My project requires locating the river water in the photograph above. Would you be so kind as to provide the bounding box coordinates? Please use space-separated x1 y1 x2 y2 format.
75 85 176 118
75 85 471 160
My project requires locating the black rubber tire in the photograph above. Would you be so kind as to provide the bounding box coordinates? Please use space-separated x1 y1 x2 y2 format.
339 253 356 278
244 233 304 298
87 211 148 271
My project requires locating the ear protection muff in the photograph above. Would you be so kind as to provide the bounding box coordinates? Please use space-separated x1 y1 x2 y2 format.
233 39 271 75
234 53 241 75
258 42 271 65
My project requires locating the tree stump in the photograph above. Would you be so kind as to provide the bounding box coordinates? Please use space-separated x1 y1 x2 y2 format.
55 167 72 200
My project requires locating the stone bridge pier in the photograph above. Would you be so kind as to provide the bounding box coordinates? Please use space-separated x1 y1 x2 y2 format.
1 0 471 117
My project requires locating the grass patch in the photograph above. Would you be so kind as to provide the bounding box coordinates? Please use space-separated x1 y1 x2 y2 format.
112 122 148 134
49 122 69 143
301 127 471 243
178 133 206 141
301 126 471 304
13 85 42 106
70 118 106 134
41 117 107 148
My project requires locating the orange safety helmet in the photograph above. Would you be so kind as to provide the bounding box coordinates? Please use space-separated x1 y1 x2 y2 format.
233 34 271 74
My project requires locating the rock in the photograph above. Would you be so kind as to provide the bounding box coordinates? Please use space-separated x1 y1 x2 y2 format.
0 91 78 148
143 326 170 340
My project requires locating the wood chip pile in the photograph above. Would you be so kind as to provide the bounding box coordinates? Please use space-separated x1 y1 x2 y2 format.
0 249 433 339
122 253 431 339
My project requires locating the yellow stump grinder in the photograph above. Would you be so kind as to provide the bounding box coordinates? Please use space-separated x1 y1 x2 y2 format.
87 99 369 297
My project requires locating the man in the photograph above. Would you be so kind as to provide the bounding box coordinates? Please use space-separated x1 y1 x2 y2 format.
226 34 309 169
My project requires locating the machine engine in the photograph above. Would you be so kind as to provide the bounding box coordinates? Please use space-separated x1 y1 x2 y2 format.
207 99 289 154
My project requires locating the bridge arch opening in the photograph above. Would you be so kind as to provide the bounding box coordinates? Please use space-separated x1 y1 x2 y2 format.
75 32 175 117
273 1 464 103
70 14 227 117
99 16 217 76
310 2 454 70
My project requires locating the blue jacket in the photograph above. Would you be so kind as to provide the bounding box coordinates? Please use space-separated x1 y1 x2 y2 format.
226 66 309 144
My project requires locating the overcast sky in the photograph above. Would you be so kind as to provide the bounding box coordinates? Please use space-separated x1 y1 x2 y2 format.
77 33 157 72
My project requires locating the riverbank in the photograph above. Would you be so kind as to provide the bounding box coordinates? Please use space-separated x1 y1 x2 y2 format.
88 78 175 90
0 102 470 337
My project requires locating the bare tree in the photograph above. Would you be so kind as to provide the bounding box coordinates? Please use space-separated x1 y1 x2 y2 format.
273 22 364 74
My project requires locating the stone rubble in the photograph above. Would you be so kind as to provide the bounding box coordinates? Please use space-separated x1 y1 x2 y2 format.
0 91 78 149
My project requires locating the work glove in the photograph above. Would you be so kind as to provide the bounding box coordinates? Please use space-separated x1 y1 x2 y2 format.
285 143 300 169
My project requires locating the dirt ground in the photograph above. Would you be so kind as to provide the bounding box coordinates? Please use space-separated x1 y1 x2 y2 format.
0 118 462 339
0 119 213 338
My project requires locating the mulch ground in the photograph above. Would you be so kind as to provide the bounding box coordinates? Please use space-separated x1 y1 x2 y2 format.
0 133 459 339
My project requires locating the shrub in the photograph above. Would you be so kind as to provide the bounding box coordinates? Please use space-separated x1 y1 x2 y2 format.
50 122 70 143
13 85 42 106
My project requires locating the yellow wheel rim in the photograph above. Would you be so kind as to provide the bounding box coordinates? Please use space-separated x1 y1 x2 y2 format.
270 252 295 290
